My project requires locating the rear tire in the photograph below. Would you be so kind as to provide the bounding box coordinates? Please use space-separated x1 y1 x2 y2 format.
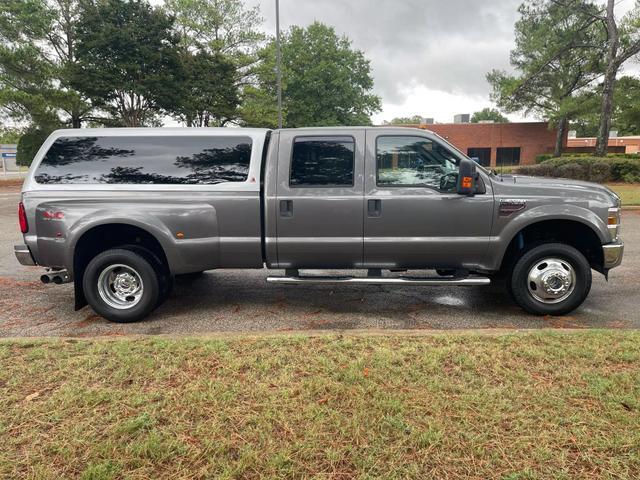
83 248 160 323
509 243 592 316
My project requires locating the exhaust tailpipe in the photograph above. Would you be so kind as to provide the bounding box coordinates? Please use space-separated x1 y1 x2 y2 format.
40 270 70 285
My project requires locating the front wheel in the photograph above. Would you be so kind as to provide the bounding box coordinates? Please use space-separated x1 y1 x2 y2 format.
509 243 592 316
83 248 160 323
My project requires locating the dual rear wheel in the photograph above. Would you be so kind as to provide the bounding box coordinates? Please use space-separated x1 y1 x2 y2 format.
83 249 169 323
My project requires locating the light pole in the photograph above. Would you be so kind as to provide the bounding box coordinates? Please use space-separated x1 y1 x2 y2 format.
275 0 283 128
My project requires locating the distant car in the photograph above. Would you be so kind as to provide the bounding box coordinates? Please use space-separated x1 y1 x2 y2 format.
15 127 623 322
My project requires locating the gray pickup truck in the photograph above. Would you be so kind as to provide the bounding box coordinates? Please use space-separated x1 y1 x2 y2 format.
15 127 623 322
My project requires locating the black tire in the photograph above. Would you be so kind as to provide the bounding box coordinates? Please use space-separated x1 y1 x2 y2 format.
83 248 160 323
509 243 592 316
121 244 173 308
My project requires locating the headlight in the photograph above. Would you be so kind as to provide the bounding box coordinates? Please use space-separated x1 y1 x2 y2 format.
607 207 620 241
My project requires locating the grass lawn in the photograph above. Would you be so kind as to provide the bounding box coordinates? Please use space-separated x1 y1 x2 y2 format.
606 183 640 206
2 332 640 479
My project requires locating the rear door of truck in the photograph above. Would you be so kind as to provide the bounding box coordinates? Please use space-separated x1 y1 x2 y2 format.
274 129 365 268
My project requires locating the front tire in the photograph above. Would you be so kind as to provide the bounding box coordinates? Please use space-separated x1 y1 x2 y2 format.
509 243 592 316
83 248 160 323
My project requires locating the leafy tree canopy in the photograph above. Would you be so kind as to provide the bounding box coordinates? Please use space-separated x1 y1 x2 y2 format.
0 126 22 144
172 50 239 127
0 0 88 128
382 115 425 125
487 0 606 154
71 0 183 127
471 108 509 123
242 22 381 128
572 76 640 137
16 125 53 166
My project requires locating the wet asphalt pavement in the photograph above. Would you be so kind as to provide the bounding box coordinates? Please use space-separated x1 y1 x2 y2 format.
0 184 638 337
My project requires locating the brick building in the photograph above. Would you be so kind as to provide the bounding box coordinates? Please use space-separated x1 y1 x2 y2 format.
402 122 564 167
567 135 640 154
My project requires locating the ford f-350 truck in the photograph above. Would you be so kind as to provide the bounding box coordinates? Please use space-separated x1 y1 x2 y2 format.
15 127 624 322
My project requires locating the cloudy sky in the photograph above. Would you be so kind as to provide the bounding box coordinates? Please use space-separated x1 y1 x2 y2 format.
250 0 638 124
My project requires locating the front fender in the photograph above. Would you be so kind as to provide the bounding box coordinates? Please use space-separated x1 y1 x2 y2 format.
486 204 608 271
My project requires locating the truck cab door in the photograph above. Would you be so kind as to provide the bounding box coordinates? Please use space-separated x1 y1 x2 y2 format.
363 130 494 269
275 129 365 268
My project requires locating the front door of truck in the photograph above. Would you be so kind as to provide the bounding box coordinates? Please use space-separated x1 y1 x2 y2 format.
276 129 365 268
363 130 494 269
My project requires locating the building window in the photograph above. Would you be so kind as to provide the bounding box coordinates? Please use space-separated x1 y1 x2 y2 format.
496 147 521 166
290 136 354 187
467 147 491 167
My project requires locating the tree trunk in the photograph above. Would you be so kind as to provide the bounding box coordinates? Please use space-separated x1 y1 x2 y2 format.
554 116 567 157
71 110 81 128
595 64 618 157
595 0 618 157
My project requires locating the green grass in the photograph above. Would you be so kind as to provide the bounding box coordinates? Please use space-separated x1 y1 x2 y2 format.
2 332 640 479
608 183 640 206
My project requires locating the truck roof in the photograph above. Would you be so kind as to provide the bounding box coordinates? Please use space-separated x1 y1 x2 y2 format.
50 126 431 137
50 127 271 137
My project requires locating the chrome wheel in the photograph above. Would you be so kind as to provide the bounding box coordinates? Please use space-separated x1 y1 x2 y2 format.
97 264 144 310
527 257 575 304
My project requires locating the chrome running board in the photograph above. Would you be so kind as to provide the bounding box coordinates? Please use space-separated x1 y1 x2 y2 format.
266 275 490 286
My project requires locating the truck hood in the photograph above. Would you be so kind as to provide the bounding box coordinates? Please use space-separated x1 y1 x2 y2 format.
494 174 620 206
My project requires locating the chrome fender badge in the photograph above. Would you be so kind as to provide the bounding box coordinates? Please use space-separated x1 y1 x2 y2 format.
499 199 527 216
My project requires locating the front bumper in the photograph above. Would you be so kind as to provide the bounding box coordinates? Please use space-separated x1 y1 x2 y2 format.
14 244 36 266
603 240 624 270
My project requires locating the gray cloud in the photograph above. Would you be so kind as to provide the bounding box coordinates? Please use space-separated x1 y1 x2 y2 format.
256 0 522 105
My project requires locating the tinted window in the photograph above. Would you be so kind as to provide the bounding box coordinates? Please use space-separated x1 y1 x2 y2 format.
467 147 491 167
376 136 457 188
290 136 354 187
34 136 252 184
496 147 520 166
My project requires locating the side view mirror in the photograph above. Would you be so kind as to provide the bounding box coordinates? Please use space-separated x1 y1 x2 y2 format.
457 157 477 195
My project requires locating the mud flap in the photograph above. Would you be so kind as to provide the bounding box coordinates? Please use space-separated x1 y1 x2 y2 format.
74 276 87 310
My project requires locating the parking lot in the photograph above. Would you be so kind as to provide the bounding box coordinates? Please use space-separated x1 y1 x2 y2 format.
0 183 638 337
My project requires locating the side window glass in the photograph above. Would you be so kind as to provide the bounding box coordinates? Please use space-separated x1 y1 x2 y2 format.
376 136 458 190
290 136 354 187
34 136 252 185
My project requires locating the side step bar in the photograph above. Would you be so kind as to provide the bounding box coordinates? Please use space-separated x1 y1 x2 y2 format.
266 275 490 286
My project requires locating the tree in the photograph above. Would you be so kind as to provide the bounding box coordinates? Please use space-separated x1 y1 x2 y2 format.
16 125 53 166
382 115 425 125
243 22 381 128
0 0 89 128
164 0 263 58
173 51 239 127
71 0 182 127
165 0 263 126
488 0 606 156
471 108 509 123
572 76 640 137
0 126 22 144
593 0 640 155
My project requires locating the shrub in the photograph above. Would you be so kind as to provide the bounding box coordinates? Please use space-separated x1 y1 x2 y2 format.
535 154 553 163
516 156 640 183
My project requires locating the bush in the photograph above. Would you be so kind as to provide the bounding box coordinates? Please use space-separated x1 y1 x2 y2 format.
535 154 554 163
517 156 640 183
